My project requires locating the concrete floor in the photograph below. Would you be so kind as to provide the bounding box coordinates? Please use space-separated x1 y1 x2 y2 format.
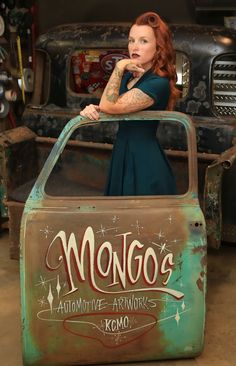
0 228 236 366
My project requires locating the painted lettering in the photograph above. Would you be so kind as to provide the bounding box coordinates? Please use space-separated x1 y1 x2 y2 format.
45 226 183 299
103 316 130 332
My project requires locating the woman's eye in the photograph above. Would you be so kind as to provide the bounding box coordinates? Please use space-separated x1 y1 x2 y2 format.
140 39 148 44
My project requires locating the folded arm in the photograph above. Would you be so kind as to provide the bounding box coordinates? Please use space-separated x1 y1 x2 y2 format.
99 59 154 114
80 59 154 120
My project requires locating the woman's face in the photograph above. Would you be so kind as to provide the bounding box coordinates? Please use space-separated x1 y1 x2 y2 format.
128 24 157 71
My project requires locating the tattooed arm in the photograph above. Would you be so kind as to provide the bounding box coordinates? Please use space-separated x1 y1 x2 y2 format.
80 59 154 119
99 59 154 114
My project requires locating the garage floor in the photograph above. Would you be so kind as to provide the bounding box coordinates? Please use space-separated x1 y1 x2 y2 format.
0 229 235 366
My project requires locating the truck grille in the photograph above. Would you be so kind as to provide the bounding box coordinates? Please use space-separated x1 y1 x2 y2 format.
213 55 236 117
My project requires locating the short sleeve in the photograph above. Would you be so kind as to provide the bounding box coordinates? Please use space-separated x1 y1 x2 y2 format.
137 75 170 109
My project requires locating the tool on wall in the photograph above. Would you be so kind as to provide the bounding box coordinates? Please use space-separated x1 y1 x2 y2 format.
0 71 12 119
0 0 36 128
0 70 16 126
0 98 9 118
16 34 24 102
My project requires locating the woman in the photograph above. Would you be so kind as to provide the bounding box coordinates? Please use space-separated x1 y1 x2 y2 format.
80 11 180 196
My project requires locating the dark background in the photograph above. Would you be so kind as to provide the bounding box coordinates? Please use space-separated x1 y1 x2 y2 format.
36 0 196 34
36 0 236 35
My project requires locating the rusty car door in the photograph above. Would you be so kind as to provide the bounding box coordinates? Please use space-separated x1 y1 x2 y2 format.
20 111 207 365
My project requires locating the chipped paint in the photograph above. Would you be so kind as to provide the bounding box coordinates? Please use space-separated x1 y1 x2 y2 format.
20 111 207 365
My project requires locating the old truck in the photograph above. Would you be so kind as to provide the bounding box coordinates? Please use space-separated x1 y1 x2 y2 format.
20 111 207 365
1 22 236 257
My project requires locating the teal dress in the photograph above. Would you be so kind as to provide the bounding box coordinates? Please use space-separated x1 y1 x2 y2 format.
105 69 176 196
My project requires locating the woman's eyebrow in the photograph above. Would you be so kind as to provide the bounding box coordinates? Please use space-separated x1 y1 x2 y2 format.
128 36 150 41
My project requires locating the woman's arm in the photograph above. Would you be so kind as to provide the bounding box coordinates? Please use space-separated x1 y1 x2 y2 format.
80 59 154 120
99 59 154 114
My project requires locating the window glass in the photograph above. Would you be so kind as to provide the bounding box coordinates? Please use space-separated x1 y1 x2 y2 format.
70 49 129 96
69 49 190 100
44 121 189 197
175 52 190 99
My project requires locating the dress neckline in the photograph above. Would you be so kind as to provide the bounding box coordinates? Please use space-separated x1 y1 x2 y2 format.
126 69 152 90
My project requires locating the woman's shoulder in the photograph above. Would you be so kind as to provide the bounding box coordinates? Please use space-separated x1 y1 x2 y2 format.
144 71 169 83
137 70 170 106
141 71 170 91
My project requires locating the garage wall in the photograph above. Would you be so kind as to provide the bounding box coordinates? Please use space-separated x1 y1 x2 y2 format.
37 0 196 34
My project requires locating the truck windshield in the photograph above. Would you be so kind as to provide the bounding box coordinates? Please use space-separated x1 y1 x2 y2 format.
69 49 190 99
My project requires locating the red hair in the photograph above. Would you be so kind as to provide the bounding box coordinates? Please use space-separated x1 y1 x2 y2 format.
133 12 180 110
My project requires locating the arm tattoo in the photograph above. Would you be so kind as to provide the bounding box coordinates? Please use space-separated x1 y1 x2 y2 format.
105 67 123 102
117 89 154 112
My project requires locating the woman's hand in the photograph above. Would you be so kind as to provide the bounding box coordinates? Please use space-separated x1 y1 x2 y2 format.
80 104 100 120
116 59 145 77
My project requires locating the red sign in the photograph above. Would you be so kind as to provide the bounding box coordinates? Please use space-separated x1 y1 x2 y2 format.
71 49 128 95
100 53 129 74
